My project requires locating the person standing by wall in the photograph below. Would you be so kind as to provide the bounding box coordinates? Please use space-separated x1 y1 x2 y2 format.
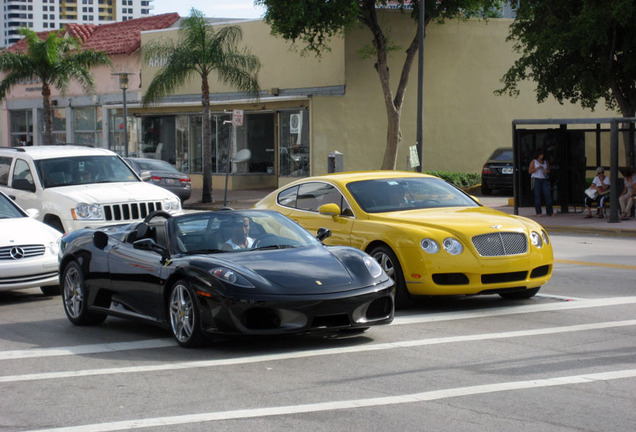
528 148 554 217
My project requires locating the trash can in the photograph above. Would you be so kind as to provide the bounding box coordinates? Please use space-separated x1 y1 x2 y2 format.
327 151 343 173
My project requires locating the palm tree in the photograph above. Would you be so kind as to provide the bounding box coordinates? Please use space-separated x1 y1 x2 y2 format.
143 9 261 204
0 27 112 145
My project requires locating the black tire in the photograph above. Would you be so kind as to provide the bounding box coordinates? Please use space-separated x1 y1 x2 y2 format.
40 285 61 296
369 245 411 309
61 261 106 325
481 184 491 195
499 287 540 300
168 280 204 348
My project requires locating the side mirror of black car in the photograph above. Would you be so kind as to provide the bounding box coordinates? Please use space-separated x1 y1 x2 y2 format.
93 231 109 250
316 227 331 242
12 178 36 192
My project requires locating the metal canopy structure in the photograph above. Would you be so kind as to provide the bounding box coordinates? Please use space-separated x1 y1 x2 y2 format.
512 117 636 223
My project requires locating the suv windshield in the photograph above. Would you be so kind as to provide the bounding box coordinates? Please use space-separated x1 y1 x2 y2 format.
37 156 140 188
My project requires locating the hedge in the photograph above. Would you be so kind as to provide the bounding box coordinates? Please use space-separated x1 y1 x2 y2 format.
424 171 481 189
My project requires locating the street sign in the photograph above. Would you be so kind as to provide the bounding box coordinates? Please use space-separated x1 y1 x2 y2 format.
409 145 420 168
232 109 244 126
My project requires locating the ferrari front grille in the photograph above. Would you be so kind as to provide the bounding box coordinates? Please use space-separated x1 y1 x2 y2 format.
103 201 163 222
0 244 45 260
472 232 527 257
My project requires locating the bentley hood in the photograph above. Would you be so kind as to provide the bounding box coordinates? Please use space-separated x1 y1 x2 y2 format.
371 206 542 238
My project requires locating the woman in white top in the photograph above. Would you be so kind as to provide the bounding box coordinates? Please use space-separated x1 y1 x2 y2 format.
528 148 554 216
583 167 610 218
619 168 635 220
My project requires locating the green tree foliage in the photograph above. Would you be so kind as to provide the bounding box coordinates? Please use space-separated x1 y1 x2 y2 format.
497 0 636 168
498 1 636 116
256 0 504 170
143 9 261 203
0 28 111 145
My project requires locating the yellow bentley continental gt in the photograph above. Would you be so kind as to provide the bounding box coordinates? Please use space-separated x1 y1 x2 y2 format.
254 171 553 307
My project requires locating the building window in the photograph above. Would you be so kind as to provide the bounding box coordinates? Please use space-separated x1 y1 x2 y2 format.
10 110 34 147
279 110 309 177
50 108 67 143
74 106 102 146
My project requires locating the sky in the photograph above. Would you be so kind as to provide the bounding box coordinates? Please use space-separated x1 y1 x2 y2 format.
152 0 265 19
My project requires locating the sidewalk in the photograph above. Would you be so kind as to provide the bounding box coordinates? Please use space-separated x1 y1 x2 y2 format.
183 187 636 237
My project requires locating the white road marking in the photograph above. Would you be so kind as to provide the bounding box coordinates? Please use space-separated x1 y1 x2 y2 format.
1 296 635 362
392 296 636 325
25 368 636 432
2 319 635 383
0 338 175 360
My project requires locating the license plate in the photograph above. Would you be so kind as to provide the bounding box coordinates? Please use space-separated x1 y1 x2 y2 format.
165 178 177 185
502 167 513 174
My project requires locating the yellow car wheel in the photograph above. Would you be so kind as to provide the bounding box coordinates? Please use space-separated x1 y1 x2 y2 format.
370 245 411 308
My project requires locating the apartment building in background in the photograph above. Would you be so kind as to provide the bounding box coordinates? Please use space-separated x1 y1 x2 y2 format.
1 0 154 48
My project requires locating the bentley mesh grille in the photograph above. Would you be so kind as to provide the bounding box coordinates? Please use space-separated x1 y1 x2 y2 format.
103 201 163 222
0 244 45 260
472 232 527 257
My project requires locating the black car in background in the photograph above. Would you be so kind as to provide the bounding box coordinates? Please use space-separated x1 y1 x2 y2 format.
125 158 191 203
481 147 514 195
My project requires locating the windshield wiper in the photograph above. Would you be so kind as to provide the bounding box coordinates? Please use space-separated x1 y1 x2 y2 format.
252 244 297 251
183 248 227 254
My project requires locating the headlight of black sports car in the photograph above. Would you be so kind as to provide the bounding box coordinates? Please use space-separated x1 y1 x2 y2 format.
363 255 384 278
210 267 255 289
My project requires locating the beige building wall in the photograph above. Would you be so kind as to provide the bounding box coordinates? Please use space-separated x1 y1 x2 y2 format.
141 20 345 96
136 12 620 184
312 15 619 175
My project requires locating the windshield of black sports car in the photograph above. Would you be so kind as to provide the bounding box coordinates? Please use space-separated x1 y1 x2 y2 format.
173 210 322 254
37 156 139 188
347 177 479 213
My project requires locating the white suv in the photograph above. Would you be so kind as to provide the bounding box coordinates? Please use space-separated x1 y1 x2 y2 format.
0 146 182 233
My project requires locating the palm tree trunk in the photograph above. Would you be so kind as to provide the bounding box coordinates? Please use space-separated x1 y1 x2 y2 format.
201 78 213 203
41 83 54 145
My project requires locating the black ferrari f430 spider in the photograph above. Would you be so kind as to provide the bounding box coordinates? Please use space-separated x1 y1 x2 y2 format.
59 210 394 347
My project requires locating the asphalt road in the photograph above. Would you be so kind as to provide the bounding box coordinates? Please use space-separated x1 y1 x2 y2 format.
1 232 635 432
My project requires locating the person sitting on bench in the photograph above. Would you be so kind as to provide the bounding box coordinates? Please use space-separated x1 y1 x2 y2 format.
584 167 610 218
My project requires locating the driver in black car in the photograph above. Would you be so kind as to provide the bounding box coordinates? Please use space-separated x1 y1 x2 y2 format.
222 217 255 250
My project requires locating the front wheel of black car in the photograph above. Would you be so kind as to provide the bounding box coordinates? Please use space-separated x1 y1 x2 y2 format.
62 261 106 325
168 280 204 348
370 245 411 309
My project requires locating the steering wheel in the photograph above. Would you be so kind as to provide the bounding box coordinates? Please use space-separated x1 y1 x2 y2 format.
143 210 173 223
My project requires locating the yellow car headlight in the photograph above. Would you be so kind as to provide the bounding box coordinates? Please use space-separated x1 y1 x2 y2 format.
531 231 544 248
421 238 440 254
443 237 463 255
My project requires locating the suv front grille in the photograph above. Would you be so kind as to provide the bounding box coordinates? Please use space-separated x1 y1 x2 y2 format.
103 201 163 222
0 244 45 260
472 232 527 257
